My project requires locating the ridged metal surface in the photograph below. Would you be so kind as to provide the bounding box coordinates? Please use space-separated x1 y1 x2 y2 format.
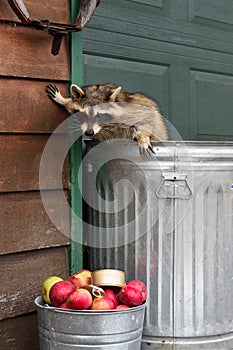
83 141 233 349
35 297 146 349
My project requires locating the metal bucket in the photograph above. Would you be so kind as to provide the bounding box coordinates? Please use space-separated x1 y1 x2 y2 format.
35 296 146 349
82 140 233 350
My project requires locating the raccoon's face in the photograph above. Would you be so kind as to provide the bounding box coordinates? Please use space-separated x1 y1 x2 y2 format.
75 106 113 137
74 102 144 137
70 84 122 112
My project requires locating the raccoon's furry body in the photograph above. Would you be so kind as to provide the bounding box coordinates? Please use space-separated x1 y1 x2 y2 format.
47 83 169 157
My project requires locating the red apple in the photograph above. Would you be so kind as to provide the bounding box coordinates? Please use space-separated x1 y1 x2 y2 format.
128 280 147 301
104 288 118 306
57 301 70 309
49 281 75 307
119 285 143 307
68 269 92 288
67 288 93 310
116 304 130 310
91 296 116 310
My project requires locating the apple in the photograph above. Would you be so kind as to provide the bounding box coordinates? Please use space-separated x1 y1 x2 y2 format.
41 276 63 304
57 301 70 309
116 304 130 310
119 285 143 307
68 269 92 288
91 296 116 310
104 288 118 306
49 281 75 307
67 288 93 310
128 280 147 302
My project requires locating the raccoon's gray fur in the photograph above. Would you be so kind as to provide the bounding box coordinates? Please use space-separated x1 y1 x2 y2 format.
46 83 169 157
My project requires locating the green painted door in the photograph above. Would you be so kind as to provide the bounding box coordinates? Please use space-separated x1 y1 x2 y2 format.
82 0 233 140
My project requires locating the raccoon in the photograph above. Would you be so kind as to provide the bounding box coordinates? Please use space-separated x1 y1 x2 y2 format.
46 83 169 157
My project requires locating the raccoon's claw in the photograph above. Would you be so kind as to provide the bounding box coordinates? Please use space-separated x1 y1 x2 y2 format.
46 84 60 100
139 144 155 160
148 144 155 155
131 126 155 159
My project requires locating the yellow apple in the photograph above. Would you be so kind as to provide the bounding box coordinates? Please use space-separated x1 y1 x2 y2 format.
41 276 63 304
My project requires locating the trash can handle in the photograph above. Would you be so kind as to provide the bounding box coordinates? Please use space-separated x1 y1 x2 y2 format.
155 172 193 200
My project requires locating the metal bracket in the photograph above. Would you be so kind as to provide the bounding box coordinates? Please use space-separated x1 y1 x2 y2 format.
6 0 100 55
155 172 193 200
50 30 68 56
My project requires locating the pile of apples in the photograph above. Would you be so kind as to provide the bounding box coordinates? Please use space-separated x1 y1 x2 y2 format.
41 269 147 311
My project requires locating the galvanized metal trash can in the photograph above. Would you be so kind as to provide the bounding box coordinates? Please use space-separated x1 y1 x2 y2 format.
82 141 233 350
35 296 146 349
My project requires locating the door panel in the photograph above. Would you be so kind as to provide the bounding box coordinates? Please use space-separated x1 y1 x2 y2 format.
83 0 233 140
83 55 170 119
128 0 162 8
190 0 233 28
191 70 233 139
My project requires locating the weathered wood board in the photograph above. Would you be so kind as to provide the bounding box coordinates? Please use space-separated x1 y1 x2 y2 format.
0 313 39 350
0 0 69 23
0 191 70 255
0 1 71 348
0 247 69 320
0 79 69 133
0 134 69 192
0 24 69 79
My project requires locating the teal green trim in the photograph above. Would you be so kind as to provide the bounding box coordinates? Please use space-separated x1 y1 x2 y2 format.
69 0 83 274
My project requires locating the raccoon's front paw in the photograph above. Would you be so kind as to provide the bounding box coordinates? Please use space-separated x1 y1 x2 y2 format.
130 126 155 159
46 84 61 102
138 142 155 159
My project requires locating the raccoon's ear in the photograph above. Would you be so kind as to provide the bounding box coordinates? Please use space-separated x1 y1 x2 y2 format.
70 84 85 99
109 86 122 101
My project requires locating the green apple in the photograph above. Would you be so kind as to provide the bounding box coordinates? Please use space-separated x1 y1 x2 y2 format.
41 276 63 304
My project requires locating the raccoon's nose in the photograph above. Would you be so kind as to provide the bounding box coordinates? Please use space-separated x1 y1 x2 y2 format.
85 129 95 137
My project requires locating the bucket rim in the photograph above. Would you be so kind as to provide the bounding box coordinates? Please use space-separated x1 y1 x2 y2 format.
35 296 147 315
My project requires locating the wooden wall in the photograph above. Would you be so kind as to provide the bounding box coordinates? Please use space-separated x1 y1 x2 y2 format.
0 1 71 349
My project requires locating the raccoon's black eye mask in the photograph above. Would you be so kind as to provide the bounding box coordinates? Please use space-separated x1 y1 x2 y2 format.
95 113 113 125
74 111 112 126
75 111 88 124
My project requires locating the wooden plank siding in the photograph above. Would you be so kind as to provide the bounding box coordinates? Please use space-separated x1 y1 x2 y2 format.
1 313 39 350
0 247 69 320
0 0 69 23
0 79 68 133
0 1 71 349
0 134 69 192
0 24 69 79
0 191 70 255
